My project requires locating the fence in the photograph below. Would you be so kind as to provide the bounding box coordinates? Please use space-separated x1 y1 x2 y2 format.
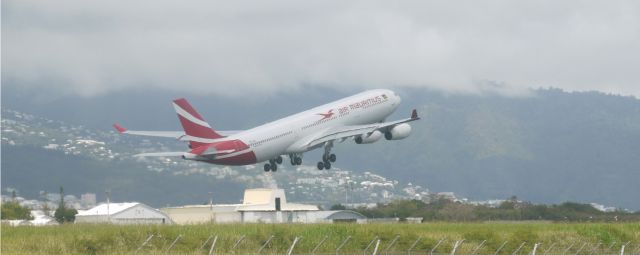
132 233 639 254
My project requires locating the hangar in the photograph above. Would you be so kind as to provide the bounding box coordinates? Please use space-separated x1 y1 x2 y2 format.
75 202 172 224
162 188 366 224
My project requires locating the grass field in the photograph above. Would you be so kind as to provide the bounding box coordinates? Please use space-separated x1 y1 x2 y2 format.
2 222 639 254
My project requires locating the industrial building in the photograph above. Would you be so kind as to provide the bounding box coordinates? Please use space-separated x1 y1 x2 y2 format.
75 202 172 224
162 188 366 224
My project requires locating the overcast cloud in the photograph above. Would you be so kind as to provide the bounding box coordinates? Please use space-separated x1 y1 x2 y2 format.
3 0 640 97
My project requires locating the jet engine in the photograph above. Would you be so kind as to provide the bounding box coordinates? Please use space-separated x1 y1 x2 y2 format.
384 123 412 140
355 130 383 144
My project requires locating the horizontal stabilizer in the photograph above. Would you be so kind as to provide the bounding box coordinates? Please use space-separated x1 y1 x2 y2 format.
112 123 243 140
133 152 185 157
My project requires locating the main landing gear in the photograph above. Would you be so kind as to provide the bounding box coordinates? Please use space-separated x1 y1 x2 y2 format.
289 153 303 166
263 155 283 172
317 142 337 170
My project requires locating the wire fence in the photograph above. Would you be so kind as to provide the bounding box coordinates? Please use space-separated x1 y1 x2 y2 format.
132 233 639 255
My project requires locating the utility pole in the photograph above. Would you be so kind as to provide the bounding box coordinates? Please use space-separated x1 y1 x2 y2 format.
209 191 214 223
209 191 213 210
344 180 352 206
105 189 111 223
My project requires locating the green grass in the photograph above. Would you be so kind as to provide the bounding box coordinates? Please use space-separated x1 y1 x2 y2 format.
2 222 639 254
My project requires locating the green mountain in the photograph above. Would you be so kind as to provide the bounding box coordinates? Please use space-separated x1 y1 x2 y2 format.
2 87 639 209
334 89 640 209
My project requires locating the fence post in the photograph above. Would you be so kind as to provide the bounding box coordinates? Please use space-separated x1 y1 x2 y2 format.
542 242 556 255
605 242 617 254
561 242 576 255
336 235 352 255
573 242 587 255
200 235 213 250
620 244 625 255
372 239 381 255
257 235 275 254
164 234 182 254
494 241 508 255
311 235 329 254
134 234 154 255
363 236 379 255
232 235 246 252
530 243 539 255
471 240 486 255
384 235 400 255
407 237 422 255
287 236 301 255
208 235 218 255
512 242 526 255
430 238 445 255
450 239 465 255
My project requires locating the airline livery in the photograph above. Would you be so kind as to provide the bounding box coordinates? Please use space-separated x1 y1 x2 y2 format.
114 89 419 171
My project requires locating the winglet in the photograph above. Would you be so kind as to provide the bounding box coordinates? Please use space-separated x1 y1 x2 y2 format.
113 123 127 133
411 109 419 119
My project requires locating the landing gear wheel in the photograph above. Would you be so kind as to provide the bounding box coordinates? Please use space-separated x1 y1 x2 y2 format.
324 162 332 170
276 156 283 164
329 154 336 163
295 157 302 165
263 164 271 172
317 162 324 170
271 163 278 172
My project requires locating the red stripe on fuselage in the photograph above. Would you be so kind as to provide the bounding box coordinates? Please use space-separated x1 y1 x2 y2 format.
210 151 257 165
193 139 257 165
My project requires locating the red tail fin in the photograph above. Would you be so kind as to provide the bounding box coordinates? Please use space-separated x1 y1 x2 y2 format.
172 98 224 148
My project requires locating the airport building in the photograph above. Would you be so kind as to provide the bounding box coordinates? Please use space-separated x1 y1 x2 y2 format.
162 188 366 224
75 202 172 224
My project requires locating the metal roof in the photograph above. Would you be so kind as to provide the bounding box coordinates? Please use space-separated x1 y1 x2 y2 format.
76 202 139 216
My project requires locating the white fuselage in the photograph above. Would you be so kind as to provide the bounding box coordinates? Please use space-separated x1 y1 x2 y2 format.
228 89 401 163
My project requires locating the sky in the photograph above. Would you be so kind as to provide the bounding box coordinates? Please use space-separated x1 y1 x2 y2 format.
3 0 640 98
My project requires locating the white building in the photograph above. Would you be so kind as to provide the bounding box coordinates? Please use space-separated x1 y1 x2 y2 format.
75 202 172 224
30 210 58 226
163 188 366 224
1 210 58 226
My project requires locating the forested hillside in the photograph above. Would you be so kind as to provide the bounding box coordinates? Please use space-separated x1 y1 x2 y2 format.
3 87 639 209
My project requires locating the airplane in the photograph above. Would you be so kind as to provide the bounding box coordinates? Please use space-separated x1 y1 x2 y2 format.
113 89 419 172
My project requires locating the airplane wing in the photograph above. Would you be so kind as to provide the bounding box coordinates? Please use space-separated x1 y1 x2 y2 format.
133 151 186 157
113 124 242 140
303 109 420 149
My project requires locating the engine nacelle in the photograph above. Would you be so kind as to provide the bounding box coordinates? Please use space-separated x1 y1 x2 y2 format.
385 123 412 140
355 130 383 144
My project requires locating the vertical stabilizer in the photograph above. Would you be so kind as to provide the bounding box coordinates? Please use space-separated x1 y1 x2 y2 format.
172 98 224 148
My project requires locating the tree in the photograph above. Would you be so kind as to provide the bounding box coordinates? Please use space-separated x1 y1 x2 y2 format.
54 186 77 223
330 204 347 210
1 201 34 220
41 191 52 217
